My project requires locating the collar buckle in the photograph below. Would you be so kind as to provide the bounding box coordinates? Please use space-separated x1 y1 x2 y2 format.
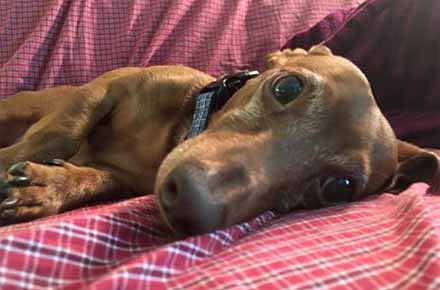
201 70 260 111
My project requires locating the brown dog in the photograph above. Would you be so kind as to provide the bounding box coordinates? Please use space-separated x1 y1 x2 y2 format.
0 46 438 235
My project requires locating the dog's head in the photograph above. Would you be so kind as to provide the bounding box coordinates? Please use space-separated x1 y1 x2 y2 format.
155 46 439 236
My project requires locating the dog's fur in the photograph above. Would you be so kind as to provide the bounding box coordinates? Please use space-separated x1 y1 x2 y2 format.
0 46 438 235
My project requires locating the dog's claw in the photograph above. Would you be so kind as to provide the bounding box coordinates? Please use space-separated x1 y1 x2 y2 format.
8 162 28 177
0 209 16 219
0 197 18 208
8 176 31 186
0 181 9 200
42 159 65 167
6 162 32 186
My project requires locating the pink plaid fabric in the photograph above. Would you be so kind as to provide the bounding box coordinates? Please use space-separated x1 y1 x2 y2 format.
0 0 363 98
1 185 440 289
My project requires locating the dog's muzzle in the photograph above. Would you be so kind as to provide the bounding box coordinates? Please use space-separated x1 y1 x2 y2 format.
159 71 260 235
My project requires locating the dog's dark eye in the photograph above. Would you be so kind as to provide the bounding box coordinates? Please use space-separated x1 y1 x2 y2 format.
321 177 355 204
273 75 303 105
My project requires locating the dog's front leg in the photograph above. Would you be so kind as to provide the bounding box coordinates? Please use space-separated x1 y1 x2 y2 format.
0 83 115 174
0 159 130 224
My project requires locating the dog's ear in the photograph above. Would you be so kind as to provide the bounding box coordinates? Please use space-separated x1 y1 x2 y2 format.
265 46 334 69
265 48 307 69
388 140 439 192
308 45 333 56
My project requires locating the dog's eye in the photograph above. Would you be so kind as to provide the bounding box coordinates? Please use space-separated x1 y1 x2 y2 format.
321 177 355 204
273 75 303 105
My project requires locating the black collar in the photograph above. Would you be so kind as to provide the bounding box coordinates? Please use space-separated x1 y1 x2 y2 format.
185 70 260 139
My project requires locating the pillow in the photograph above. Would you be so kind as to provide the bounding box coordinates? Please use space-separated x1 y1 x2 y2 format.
285 0 440 147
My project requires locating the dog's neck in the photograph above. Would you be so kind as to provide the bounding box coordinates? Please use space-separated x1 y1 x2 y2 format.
171 95 198 146
172 70 261 146
170 70 260 150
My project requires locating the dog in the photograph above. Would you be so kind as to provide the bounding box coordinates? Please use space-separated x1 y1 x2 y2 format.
0 45 438 236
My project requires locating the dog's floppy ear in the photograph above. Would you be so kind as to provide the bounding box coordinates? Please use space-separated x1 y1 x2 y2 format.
388 140 439 192
265 46 334 69
308 45 333 56
265 48 307 69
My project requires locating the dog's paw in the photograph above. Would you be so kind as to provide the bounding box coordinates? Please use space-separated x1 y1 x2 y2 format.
0 160 68 225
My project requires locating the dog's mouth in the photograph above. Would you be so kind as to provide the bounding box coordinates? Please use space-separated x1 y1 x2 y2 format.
155 139 276 236
155 160 291 236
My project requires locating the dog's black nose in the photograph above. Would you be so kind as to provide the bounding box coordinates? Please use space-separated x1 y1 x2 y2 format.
158 162 223 235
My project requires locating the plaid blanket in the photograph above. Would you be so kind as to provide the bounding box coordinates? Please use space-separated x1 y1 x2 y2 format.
1 0 440 289
1 184 440 289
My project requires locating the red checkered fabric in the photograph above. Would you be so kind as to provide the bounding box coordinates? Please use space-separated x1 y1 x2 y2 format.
1 185 440 289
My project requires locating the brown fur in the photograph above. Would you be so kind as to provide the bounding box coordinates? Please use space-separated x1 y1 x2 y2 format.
0 46 438 235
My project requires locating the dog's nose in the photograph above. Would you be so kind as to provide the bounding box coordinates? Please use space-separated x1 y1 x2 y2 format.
158 162 224 235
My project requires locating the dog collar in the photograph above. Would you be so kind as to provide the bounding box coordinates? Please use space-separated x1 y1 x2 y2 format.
185 70 260 139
